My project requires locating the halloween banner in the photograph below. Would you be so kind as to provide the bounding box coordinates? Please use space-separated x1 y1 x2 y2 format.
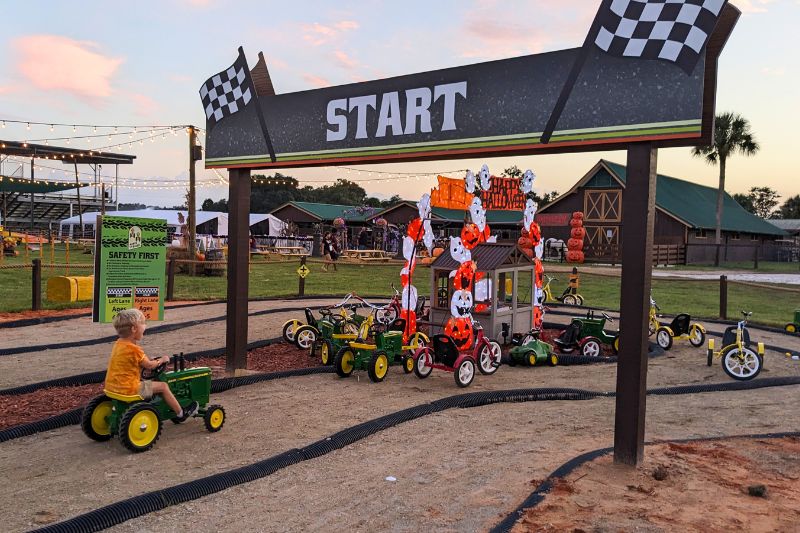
430 175 526 211
93 216 167 323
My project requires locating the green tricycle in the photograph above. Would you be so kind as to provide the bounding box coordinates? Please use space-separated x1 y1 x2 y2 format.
334 318 429 382
508 329 558 367
81 354 224 453
785 309 800 334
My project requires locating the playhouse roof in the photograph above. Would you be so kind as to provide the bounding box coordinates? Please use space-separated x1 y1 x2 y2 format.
430 243 532 271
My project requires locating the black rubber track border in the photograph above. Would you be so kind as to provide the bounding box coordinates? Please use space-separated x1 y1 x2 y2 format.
489 430 800 533
0 365 333 444
31 378 800 533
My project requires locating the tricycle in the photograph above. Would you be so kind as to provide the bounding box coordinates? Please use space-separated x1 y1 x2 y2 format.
706 311 765 381
412 320 502 387
81 353 224 453
553 310 619 357
649 297 706 350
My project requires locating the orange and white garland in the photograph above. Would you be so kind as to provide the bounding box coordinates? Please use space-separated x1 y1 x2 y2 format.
399 193 434 342
520 169 546 330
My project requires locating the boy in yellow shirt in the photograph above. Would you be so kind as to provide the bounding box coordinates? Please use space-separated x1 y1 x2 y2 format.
105 309 198 422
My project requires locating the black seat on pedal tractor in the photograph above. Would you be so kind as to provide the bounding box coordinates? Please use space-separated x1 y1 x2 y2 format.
389 318 407 333
670 314 692 336
432 334 460 367
554 322 581 348
304 308 315 324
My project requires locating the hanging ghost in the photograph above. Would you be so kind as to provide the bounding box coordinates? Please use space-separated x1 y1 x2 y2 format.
524 198 537 232
534 240 544 260
470 197 487 232
401 284 418 311
465 170 476 194
417 193 432 220
521 169 535 194
402 236 416 262
479 164 491 191
422 219 434 252
450 290 473 319
449 236 471 264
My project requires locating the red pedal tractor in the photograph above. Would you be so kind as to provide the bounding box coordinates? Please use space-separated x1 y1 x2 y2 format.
411 321 501 387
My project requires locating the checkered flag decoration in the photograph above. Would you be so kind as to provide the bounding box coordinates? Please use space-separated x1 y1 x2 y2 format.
594 0 727 74
199 50 254 124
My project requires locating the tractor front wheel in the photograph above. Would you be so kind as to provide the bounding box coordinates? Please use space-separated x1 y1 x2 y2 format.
319 339 334 366
334 347 356 378
689 325 705 347
281 320 302 343
548 353 559 366
368 351 389 383
294 326 318 351
784 323 797 334
81 394 114 442
455 358 475 388
119 403 162 453
204 405 226 432
403 355 415 374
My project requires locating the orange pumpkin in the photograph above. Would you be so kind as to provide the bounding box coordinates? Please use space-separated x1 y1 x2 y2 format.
569 218 584 228
517 237 533 248
570 227 586 239
566 250 585 263
432 247 444 257
453 261 476 291
572 211 584 220
406 217 423 240
461 223 481 250
567 238 584 250
445 317 474 351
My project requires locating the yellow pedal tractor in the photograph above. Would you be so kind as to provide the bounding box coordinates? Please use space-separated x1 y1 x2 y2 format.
649 297 706 350
81 354 224 452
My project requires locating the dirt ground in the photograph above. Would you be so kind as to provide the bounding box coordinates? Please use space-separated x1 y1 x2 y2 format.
0 300 798 532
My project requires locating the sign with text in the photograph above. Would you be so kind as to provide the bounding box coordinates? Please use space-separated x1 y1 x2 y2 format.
94 216 167 323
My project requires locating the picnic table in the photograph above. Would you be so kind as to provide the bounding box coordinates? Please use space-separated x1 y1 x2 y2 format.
342 249 391 262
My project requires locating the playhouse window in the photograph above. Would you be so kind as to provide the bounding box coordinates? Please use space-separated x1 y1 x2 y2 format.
435 271 451 309
517 271 533 306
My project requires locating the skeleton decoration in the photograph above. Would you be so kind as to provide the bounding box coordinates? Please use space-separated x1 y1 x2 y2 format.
519 168 546 330
397 193 434 342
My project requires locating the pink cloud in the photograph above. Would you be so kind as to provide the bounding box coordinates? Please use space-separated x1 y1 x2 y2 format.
127 92 161 117
301 20 359 46
333 50 358 69
735 0 774 13
13 35 123 102
169 73 193 83
0 84 19 95
302 74 331 88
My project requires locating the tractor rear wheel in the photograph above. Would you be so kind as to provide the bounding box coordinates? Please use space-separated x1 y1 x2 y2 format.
413 349 433 379
785 323 797 334
81 394 113 442
454 358 475 388
580 338 602 357
689 325 705 347
281 320 301 343
368 351 389 383
294 326 318 351
119 403 162 453
204 405 226 432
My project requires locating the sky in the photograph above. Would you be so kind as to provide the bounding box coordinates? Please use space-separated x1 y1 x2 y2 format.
0 0 797 209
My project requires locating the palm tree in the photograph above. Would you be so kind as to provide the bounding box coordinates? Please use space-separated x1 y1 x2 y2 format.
692 112 759 266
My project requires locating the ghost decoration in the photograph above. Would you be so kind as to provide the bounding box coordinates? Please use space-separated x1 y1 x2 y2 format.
449 236 471 264
450 290 473 319
406 218 423 240
401 284 418 311
417 193 432 220
465 170 476 194
486 235 497 243
402 236 416 262
470 197 487 232
479 164 491 191
422 219 434 252
524 199 538 232
400 258 416 287
475 278 493 302
521 169 535 194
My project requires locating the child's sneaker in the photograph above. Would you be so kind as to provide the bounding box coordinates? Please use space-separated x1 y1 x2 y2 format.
175 401 199 423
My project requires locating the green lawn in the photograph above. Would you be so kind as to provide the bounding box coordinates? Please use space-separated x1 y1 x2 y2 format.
667 261 800 273
1 249 797 328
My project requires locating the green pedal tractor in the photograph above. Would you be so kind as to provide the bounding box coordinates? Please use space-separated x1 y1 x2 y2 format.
316 313 375 365
508 330 558 367
785 309 800 334
81 354 225 453
334 318 429 382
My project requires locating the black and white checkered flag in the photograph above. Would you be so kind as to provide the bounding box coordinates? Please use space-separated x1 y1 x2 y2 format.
199 51 254 124
594 0 727 74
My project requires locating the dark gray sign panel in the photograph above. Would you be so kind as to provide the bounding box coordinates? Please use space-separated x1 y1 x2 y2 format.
202 1 737 170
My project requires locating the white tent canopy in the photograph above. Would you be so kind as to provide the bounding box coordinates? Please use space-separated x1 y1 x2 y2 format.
249 213 286 236
58 209 229 238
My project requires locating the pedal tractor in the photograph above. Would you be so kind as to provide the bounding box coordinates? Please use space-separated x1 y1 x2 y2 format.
412 321 502 387
649 298 706 350
317 313 375 365
553 310 619 357
334 318 429 382
281 294 362 345
509 330 558 367
706 311 765 381
785 309 800 334
81 354 224 453
288 307 361 352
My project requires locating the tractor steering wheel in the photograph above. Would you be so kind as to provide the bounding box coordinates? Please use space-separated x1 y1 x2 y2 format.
602 312 614 323
141 358 169 380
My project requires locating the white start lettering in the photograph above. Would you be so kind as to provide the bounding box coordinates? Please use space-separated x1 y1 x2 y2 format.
326 81 467 142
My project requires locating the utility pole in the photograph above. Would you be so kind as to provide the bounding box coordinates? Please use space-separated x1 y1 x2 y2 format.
188 126 197 260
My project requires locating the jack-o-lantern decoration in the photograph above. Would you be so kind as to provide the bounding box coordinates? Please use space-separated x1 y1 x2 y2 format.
453 261 476 291
461 223 481 250
445 316 474 351
399 309 417 343
406 218 423 241
450 290 473 319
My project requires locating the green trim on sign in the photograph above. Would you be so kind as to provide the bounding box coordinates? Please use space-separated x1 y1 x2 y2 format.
206 121 701 166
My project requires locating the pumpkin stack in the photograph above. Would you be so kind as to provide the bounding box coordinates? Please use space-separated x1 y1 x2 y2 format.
566 211 585 263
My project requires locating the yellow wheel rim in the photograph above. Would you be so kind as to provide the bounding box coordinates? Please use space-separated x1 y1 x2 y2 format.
374 354 388 379
321 343 329 364
91 401 113 436
788 324 797 333
528 354 536 366
551 355 558 366
208 408 224 429
127 409 159 448
405 357 414 372
341 351 355 373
